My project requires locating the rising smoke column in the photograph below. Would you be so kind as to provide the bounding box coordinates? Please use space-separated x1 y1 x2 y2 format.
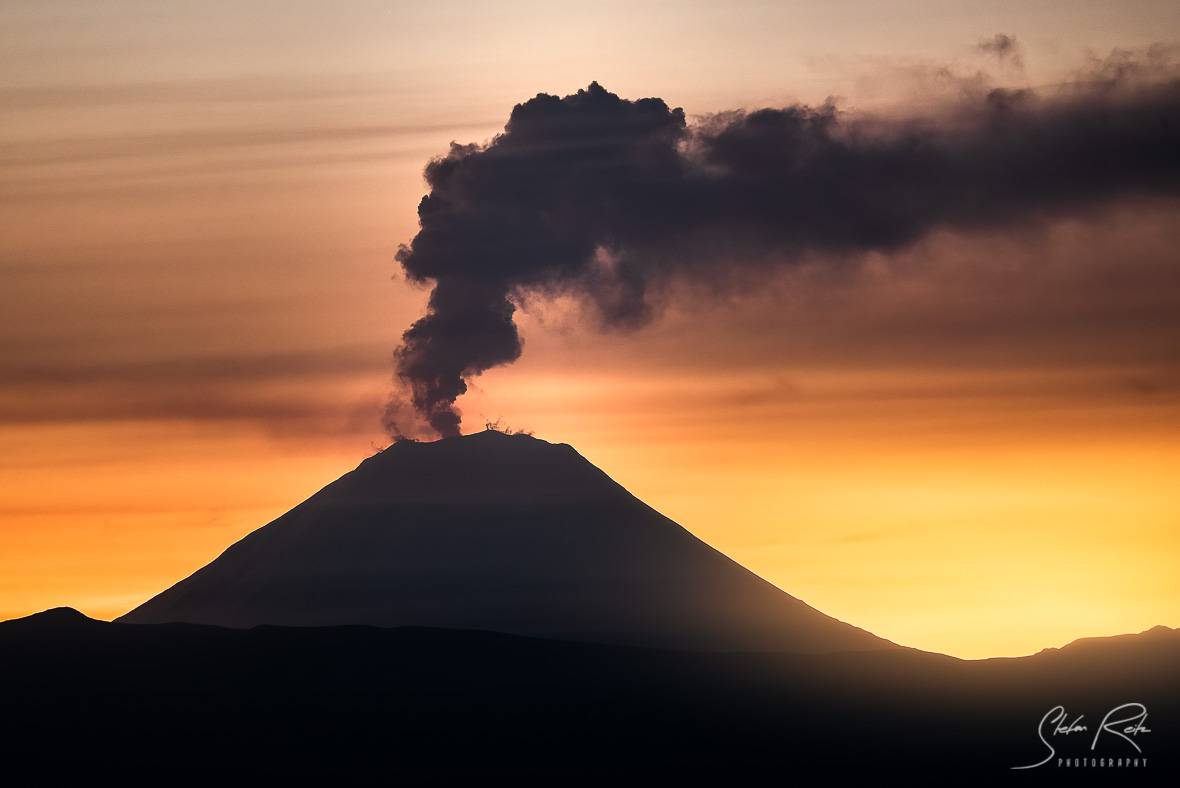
391 71 1180 437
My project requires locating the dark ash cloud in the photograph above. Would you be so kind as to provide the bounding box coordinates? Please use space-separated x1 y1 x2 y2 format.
389 69 1180 437
978 33 1024 68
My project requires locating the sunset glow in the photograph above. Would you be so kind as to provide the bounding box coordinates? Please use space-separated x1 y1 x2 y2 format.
3 1 1179 658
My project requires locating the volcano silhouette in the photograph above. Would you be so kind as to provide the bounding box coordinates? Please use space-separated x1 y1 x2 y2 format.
119 431 892 652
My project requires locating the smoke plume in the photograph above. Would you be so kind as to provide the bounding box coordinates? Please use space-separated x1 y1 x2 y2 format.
978 33 1024 69
390 61 1180 437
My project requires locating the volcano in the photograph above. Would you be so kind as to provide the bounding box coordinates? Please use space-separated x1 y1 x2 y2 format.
119 430 892 653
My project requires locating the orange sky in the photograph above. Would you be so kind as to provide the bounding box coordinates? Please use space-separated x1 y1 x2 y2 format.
2 1 1179 658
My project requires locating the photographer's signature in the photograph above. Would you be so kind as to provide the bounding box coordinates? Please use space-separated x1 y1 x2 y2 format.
1012 702 1151 769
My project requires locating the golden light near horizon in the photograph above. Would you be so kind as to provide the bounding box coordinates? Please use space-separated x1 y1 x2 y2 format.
2 1 1179 659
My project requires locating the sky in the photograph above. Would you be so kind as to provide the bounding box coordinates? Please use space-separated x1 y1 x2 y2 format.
2 0 1179 658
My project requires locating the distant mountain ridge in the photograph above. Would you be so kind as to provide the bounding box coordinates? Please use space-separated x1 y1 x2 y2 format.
1029 624 1180 657
118 430 890 653
10 606 1177 659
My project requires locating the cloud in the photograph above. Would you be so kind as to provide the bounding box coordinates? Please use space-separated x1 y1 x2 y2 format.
387 58 1180 436
977 33 1024 69
0 345 386 438
0 121 495 170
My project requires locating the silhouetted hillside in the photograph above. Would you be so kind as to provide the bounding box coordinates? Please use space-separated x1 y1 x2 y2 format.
120 431 889 653
18 434 1176 776
1 612 1175 778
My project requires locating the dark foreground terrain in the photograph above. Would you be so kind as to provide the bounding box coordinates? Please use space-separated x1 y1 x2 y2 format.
2 609 1176 779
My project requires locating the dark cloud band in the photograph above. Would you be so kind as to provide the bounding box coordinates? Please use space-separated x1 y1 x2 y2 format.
390 72 1180 437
